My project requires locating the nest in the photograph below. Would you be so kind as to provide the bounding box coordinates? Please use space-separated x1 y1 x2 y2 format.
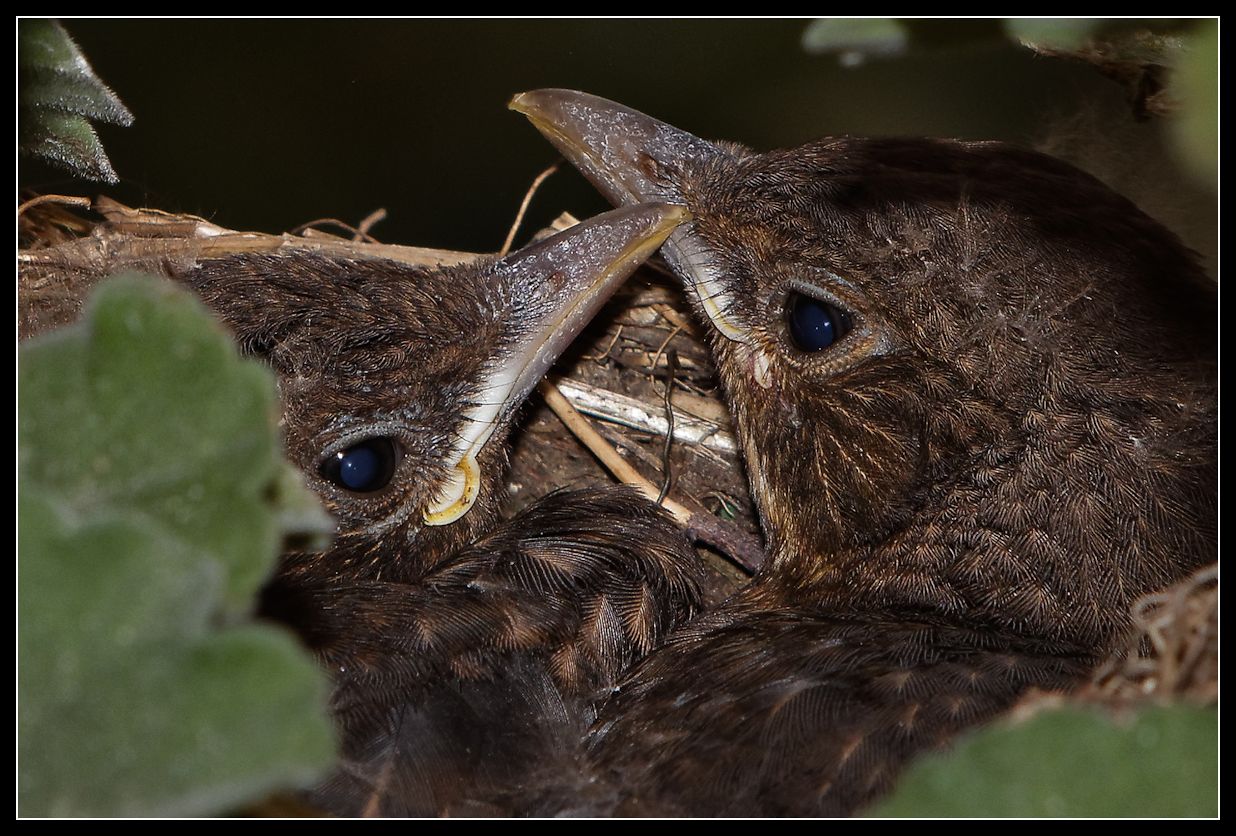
1084 563 1218 706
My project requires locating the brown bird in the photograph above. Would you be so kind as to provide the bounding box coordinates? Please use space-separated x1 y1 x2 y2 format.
512 90 1217 816
161 203 704 815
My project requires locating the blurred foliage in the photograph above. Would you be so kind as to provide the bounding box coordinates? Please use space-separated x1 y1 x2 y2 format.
1002 18 1190 52
1170 20 1218 186
18 18 133 184
801 19 911 67
18 275 335 816
803 17 1192 60
869 705 1218 817
802 18 1216 196
1003 18 1107 51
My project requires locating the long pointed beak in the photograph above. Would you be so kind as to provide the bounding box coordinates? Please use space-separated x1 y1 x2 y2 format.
510 89 721 207
510 90 749 344
424 202 689 525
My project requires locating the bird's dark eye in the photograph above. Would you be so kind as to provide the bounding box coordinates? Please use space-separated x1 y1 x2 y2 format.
787 292 853 353
320 437 400 493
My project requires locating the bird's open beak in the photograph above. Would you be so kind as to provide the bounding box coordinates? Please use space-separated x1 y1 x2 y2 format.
510 90 748 344
424 202 689 526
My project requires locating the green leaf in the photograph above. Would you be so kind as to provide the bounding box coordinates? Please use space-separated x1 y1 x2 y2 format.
19 274 335 817
18 19 134 183
869 705 1218 817
20 110 122 188
802 18 910 67
1170 20 1218 188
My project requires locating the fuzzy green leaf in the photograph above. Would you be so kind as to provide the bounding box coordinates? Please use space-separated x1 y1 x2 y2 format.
18 19 134 183
869 705 1217 817
18 274 335 817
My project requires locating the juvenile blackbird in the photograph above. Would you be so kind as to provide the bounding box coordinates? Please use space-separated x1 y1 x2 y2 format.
512 90 1217 816
131 203 704 815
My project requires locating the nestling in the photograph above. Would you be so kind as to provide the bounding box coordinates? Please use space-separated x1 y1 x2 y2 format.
141 203 704 815
513 90 1217 816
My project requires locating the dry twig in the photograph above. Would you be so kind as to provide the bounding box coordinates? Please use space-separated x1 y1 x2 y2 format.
500 160 561 256
18 194 92 217
539 379 763 573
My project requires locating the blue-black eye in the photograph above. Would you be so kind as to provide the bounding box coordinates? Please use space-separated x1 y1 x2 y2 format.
320 437 400 493
787 292 853 353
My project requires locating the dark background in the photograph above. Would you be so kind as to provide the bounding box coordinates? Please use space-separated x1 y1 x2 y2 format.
20 19 1214 264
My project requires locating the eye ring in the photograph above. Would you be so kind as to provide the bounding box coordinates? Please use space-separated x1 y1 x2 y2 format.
319 437 401 494
786 291 853 353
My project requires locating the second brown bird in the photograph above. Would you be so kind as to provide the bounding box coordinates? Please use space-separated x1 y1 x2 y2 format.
513 89 1217 816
